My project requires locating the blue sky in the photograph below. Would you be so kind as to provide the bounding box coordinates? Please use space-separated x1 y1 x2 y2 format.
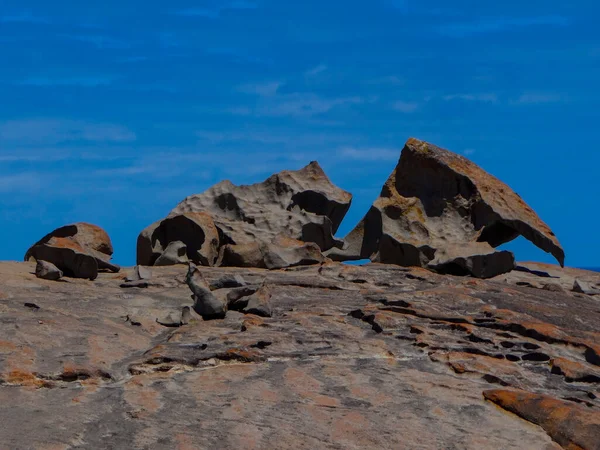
1 0 598 267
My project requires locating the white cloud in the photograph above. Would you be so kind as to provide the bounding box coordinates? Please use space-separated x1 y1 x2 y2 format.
512 92 566 105
305 64 328 77
438 16 570 37
443 93 498 103
0 12 50 24
175 1 257 19
463 148 476 156
259 93 364 117
0 172 45 193
338 147 400 162
0 119 136 145
17 76 116 87
237 81 282 96
60 34 132 49
368 75 404 85
392 101 419 113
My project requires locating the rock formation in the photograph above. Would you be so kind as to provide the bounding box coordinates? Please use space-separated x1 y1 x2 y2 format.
171 161 351 252
137 212 219 267
35 260 63 281
135 161 351 268
328 138 564 278
217 236 326 269
1 260 598 449
186 263 227 319
25 223 120 280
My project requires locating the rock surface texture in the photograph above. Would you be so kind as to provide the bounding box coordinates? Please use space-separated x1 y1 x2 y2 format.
329 138 564 278
137 213 219 267
34 260 63 281
25 223 120 280
136 161 352 268
0 261 598 449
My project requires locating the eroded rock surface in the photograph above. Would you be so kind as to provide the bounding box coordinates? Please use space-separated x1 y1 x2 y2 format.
25 223 120 280
329 138 564 278
170 161 352 251
137 213 220 267
0 260 598 449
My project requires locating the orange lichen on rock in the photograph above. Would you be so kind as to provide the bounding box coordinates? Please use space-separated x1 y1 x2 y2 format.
483 389 600 450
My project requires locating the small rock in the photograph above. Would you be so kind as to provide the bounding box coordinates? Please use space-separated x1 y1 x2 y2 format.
573 279 600 295
126 265 153 282
542 283 565 293
120 280 150 289
180 306 201 325
242 285 273 317
209 274 247 290
35 260 63 281
156 312 182 328
155 241 189 266
24 302 40 310
186 264 227 319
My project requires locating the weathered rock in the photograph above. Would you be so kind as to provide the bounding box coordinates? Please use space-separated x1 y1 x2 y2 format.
243 285 273 317
25 223 120 279
573 279 600 295
126 265 153 282
550 357 600 383
34 260 63 281
154 241 189 266
425 243 515 279
186 264 227 319
137 212 219 267
1 260 599 449
329 138 564 278
228 284 272 317
209 274 247 290
27 237 99 280
218 236 326 269
170 161 352 252
484 389 600 450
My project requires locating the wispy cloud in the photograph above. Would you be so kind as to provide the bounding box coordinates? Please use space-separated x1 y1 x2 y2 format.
368 75 404 85
237 81 282 96
392 100 419 113
338 147 400 162
257 93 365 118
305 64 328 77
0 119 136 145
0 172 46 193
443 93 498 103
60 33 132 49
463 148 476 156
0 12 51 24
512 92 567 105
438 16 570 37
175 1 257 19
17 76 116 87
206 47 273 65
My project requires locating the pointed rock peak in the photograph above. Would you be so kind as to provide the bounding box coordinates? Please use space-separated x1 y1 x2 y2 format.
329 138 564 276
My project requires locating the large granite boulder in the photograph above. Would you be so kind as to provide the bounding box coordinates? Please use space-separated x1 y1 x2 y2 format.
170 161 352 252
25 223 120 280
328 138 564 278
137 213 219 267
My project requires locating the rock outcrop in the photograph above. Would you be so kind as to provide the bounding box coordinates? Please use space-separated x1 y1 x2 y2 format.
329 138 564 278
1 260 598 449
137 213 219 267
25 223 120 280
137 162 350 269
174 161 350 248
